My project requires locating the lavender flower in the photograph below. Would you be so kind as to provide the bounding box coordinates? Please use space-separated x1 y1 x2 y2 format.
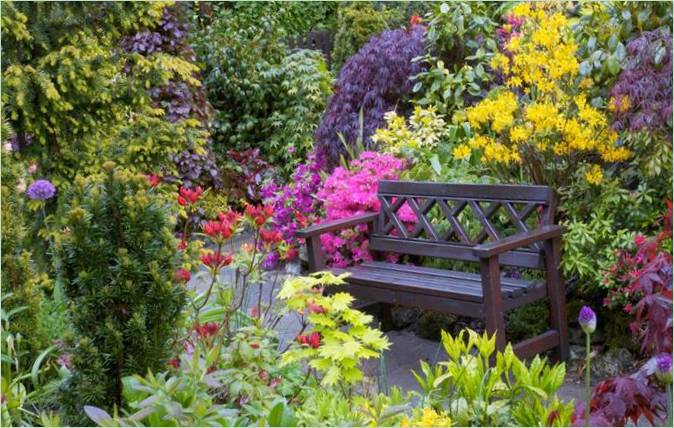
656 353 673 384
578 306 597 334
26 179 56 200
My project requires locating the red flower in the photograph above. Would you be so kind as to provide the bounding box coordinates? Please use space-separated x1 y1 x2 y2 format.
145 174 160 188
263 205 274 217
203 220 233 241
177 239 187 251
200 251 233 269
176 268 191 283
410 15 422 26
307 332 321 348
178 186 203 206
634 234 646 246
251 342 260 349
169 357 181 369
194 321 219 338
254 215 266 226
307 300 326 314
250 306 260 318
298 332 322 348
219 209 242 226
283 247 299 261
245 204 259 217
260 229 282 244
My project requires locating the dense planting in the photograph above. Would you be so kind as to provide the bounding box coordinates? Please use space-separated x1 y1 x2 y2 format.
1 1 672 427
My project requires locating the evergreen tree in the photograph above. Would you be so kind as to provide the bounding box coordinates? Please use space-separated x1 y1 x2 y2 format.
55 163 185 425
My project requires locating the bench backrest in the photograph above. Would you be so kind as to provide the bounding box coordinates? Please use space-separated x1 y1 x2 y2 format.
370 180 557 269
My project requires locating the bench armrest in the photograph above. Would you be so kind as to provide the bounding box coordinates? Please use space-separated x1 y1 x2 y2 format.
472 225 564 258
296 212 379 238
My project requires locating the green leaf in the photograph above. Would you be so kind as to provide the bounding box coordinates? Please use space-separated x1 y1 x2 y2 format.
430 154 442 175
31 345 57 387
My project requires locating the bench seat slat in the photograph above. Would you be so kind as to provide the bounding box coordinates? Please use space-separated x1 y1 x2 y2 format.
330 262 543 303
357 263 527 298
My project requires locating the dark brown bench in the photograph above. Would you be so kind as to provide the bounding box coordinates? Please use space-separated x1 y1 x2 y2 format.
297 180 569 360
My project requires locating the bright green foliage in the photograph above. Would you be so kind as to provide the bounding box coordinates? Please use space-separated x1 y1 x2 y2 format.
559 170 667 292
413 329 573 427
1 1 205 184
331 2 403 72
573 1 673 99
264 50 333 175
193 7 331 171
54 164 185 424
412 2 500 119
83 358 239 427
278 272 390 387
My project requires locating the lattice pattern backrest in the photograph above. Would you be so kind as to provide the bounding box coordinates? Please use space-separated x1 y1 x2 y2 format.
374 180 556 252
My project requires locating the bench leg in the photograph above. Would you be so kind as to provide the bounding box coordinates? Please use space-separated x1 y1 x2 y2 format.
480 256 506 351
544 237 569 361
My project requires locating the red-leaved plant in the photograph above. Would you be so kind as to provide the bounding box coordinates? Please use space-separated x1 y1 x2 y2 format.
575 201 673 426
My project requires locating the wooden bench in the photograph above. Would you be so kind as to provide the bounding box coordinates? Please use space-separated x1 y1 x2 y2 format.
297 180 569 360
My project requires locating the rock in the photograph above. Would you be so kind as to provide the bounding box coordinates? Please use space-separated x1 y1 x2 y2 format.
590 348 634 381
391 306 421 329
413 310 459 341
284 261 302 276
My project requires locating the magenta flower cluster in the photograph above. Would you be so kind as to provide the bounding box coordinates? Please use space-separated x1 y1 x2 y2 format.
316 151 414 268
261 153 326 267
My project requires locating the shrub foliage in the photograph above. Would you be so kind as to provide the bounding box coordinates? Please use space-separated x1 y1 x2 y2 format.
55 164 184 424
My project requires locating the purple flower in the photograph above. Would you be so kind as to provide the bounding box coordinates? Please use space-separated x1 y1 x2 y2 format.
578 306 597 334
656 353 673 384
26 179 56 200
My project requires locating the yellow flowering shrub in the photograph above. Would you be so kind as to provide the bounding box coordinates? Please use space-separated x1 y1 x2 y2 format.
400 407 452 427
454 3 631 187
372 106 446 155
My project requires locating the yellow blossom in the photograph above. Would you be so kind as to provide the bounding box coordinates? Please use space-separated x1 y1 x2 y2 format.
585 164 603 185
453 144 472 160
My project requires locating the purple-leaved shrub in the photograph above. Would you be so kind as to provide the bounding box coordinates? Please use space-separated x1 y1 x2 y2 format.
314 25 426 169
610 28 673 133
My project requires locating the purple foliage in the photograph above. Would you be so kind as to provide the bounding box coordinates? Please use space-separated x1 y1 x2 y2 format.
121 6 220 189
610 28 673 133
314 26 426 169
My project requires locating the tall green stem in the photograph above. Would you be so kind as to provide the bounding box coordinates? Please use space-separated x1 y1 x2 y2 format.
666 383 672 428
585 332 591 427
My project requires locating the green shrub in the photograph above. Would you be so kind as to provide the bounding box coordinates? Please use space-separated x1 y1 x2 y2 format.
411 1 502 125
264 49 333 175
506 301 550 343
413 329 573 427
193 7 332 173
1 1 204 185
55 164 185 424
331 2 403 72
